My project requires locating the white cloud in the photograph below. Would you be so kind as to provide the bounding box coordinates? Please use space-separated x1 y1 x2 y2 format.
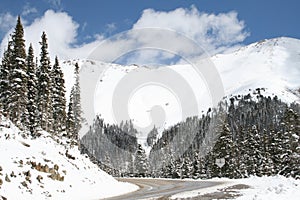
133 7 249 54
46 0 62 9
24 10 79 58
105 23 117 34
0 12 16 35
0 10 100 60
90 7 249 65
0 7 249 65
22 4 38 16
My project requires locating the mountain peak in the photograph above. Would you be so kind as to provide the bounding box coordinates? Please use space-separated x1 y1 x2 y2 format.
60 37 300 135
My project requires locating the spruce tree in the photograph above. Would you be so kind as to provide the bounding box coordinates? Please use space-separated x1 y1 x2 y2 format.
147 126 158 147
0 41 13 115
8 16 28 127
73 63 83 139
280 108 300 176
182 156 193 178
36 32 53 132
134 144 149 177
66 87 75 138
26 44 38 134
51 56 66 134
211 122 236 177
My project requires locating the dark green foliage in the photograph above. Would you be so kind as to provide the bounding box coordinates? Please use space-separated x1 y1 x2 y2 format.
148 92 300 179
0 41 13 115
26 44 38 134
120 120 137 137
80 116 139 176
0 17 72 140
210 122 237 178
82 92 299 179
8 16 28 127
36 32 53 132
73 63 83 136
51 56 66 134
147 126 158 147
67 63 83 143
66 87 75 138
134 144 149 177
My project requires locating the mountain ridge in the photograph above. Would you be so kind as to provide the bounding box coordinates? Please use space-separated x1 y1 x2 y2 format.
61 36 300 137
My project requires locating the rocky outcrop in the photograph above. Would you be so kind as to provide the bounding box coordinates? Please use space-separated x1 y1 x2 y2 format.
30 161 65 182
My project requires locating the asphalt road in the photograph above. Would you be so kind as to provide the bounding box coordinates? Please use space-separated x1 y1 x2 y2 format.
104 178 224 200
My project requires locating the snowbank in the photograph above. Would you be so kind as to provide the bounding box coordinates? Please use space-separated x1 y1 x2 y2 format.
236 176 300 200
0 116 138 200
171 176 300 199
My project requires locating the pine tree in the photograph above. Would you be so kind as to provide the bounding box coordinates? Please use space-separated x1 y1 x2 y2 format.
211 121 237 178
192 151 205 179
73 63 83 139
242 126 263 176
36 32 53 132
8 16 28 127
66 87 75 138
0 41 13 115
147 126 158 147
26 44 38 134
51 56 66 134
182 156 193 178
134 144 149 177
280 108 300 177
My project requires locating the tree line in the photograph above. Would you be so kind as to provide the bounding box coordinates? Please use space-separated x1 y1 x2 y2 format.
80 117 149 177
149 90 300 179
0 16 82 141
82 89 300 179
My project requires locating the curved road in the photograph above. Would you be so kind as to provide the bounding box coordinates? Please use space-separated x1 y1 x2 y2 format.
104 178 224 200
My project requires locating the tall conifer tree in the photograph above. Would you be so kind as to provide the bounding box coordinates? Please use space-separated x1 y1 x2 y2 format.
66 86 75 137
0 41 13 115
36 32 52 132
26 43 38 134
8 16 28 127
71 62 84 141
51 56 67 133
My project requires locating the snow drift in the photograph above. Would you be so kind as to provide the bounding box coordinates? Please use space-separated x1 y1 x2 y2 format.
0 115 138 199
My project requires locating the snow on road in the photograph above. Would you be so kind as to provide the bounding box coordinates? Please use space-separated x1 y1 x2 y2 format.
235 176 300 200
171 176 300 200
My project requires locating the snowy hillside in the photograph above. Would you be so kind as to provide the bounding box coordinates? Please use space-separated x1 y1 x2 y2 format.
0 115 138 199
61 37 300 139
213 37 300 102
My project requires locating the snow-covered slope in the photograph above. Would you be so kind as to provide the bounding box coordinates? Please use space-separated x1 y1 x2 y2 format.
61 37 300 140
213 37 300 102
0 115 138 199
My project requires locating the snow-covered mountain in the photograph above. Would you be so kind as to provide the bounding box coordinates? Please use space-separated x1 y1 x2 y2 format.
2 37 298 199
213 37 300 101
61 37 300 139
0 116 138 199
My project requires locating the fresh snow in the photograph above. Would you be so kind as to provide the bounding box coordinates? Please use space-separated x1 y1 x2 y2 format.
212 37 300 103
61 37 300 141
0 115 138 200
235 176 300 200
1 35 299 199
171 176 300 200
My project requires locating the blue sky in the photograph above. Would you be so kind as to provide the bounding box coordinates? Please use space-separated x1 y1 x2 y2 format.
0 0 299 63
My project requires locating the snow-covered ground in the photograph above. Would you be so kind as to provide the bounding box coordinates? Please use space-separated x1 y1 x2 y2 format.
61 37 300 150
212 37 300 103
235 176 300 200
0 115 138 200
171 176 300 200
